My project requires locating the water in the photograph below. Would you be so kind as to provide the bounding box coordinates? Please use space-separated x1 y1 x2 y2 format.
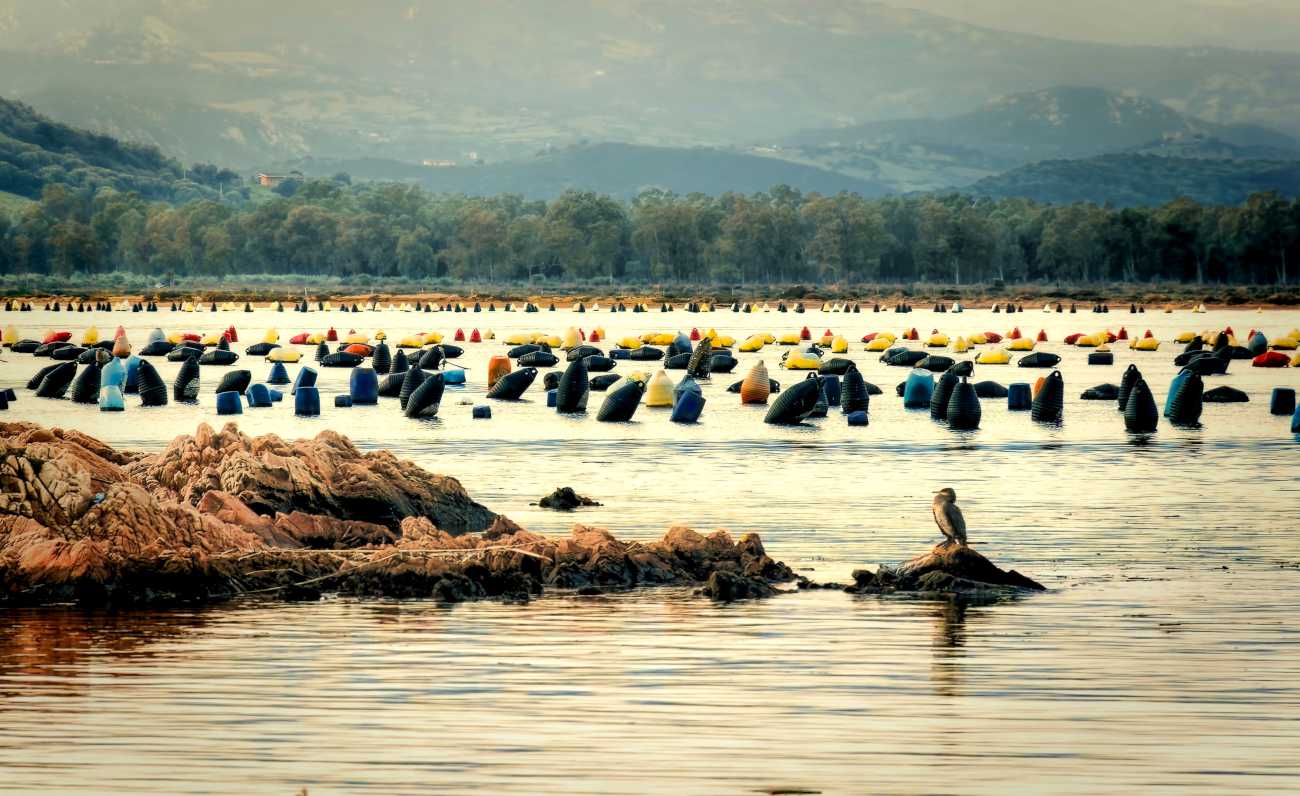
2 304 1299 794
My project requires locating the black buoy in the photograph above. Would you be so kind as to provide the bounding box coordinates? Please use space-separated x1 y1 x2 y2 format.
137 360 168 406
1031 370 1065 423
174 358 200 401
596 378 645 422
931 370 960 420
399 366 427 410
763 376 820 425
216 370 252 395
555 357 590 413
946 377 981 430
1117 364 1142 412
71 362 102 404
1124 378 1158 433
404 372 446 418
1166 370 1203 426
487 368 538 400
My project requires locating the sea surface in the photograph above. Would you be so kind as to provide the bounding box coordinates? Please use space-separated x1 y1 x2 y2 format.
1 303 1299 795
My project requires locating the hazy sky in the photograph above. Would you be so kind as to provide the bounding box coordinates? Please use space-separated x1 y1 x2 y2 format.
896 0 1300 52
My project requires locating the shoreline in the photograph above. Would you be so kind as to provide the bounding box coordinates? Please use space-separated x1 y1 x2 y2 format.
2 283 1299 311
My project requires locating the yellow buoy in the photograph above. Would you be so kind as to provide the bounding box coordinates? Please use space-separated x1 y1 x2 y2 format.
975 350 1011 365
1006 337 1035 351
865 337 892 352
504 332 531 346
927 333 949 348
739 335 765 353
262 328 279 344
618 336 642 350
80 326 99 345
830 335 848 354
2 325 18 346
1174 331 1196 343
345 332 368 345
267 348 302 363
645 370 675 407
952 336 970 354
1130 337 1160 351
778 333 801 346
784 353 821 370
562 327 581 349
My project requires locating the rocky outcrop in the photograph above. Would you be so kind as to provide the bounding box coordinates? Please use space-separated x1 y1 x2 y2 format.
0 422 795 606
128 422 496 533
536 487 601 511
847 543 1045 597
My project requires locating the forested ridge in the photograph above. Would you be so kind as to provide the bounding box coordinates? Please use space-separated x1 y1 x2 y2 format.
1 98 1298 286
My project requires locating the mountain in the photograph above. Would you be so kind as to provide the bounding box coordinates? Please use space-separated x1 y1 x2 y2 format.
0 96 237 202
787 86 1298 161
282 142 891 200
1123 132 1300 161
968 154 1300 206
2 1 1300 166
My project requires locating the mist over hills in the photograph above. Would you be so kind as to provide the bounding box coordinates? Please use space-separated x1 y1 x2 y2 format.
1 1 1299 205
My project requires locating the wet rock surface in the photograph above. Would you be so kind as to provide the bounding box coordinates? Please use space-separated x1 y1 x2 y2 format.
846 543 1045 596
0 422 795 607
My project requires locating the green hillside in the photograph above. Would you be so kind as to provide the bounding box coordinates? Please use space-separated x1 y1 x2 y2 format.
0 96 241 202
969 154 1300 206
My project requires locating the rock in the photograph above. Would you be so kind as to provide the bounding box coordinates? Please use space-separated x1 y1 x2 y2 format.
536 487 602 511
1 422 796 607
128 422 496 533
700 570 778 601
846 544 1044 595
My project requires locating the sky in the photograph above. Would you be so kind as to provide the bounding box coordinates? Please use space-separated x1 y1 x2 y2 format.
894 0 1300 52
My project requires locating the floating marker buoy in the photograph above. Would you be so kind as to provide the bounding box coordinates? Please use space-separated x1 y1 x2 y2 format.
1118 364 1141 411
556 357 590 414
136 360 168 407
405 372 446 418
173 359 200 402
1271 387 1296 416
763 375 820 424
1007 382 1032 411
946 378 981 430
350 368 379 404
902 369 934 408
1166 370 1203 426
1031 371 1065 422
99 384 125 411
487 367 537 400
215 391 243 415
1124 378 1158 433
246 383 273 408
295 386 320 416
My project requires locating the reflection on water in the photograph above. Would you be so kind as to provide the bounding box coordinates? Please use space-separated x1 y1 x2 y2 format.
1 307 1299 793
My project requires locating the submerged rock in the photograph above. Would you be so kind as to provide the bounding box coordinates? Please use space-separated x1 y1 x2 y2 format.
536 487 602 511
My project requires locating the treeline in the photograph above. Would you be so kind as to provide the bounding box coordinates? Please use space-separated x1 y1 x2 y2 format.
1 176 1297 285
0 98 242 204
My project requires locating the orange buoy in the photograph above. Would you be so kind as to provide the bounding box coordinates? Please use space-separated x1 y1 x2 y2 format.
1032 376 1046 398
740 361 771 405
487 355 512 388
344 343 372 356
112 333 131 358
1009 326 1022 340
1036 329 1047 342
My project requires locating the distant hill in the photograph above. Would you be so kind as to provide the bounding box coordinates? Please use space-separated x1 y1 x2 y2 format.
1123 132 1300 161
968 154 1300 206
2 2 1300 166
787 87 1298 162
283 143 892 200
0 96 239 202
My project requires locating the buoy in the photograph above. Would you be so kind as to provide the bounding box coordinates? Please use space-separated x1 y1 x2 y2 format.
350 368 379 404
487 367 537 400
100 357 127 390
443 368 466 385
645 370 676 407
1271 388 1297 416
556 357 591 414
840 367 870 414
200 349 239 366
405 372 446 418
597 377 646 421
931 370 959 420
136 360 168 407
1117 364 1142 412
1124 378 1158 433
1253 351 1290 368
173 359 200 401
946 378 981 430
215 391 243 415
246 383 273 408
670 384 706 423
1018 352 1061 368
740 362 772 405
99 384 126 412
71 362 102 404
763 376 820 424
1030 371 1065 422
295 386 321 416
216 370 252 395
902 369 934 408
398 366 426 409
1166 370 1203 426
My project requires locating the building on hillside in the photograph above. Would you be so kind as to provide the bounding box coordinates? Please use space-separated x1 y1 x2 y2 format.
256 171 304 188
422 159 458 168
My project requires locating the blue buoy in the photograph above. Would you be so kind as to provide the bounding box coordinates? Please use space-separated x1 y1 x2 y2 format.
822 374 841 407
98 385 125 411
123 356 142 394
1270 387 1296 416
295 386 320 416
245 383 273 408
1292 403 1300 433
350 367 379 404
846 410 868 426
1165 369 1191 417
215 390 243 415
334 395 353 408
267 388 283 403
291 366 318 395
609 348 630 360
267 362 290 385
902 369 934 408
100 357 126 389
443 368 466 385
670 389 706 423
1008 382 1032 411
546 389 558 407
472 405 491 419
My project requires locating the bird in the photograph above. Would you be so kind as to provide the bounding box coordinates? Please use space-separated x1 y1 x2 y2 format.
932 488 968 547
